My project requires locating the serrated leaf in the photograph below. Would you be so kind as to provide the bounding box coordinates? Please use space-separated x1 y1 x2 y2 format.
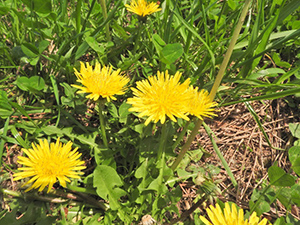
93 165 127 210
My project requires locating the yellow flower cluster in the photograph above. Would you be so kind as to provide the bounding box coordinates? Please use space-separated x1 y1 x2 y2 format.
72 62 130 102
200 203 270 225
127 70 217 125
13 138 86 193
125 0 161 17
72 62 217 126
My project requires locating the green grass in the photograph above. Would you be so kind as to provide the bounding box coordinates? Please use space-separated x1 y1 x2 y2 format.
1 0 300 224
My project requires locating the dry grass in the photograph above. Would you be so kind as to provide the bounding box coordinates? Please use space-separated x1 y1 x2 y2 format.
178 97 300 222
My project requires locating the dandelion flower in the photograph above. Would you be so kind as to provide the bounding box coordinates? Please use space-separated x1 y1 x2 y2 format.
127 70 193 125
200 202 270 225
72 62 130 102
125 0 161 17
13 138 86 193
187 87 217 120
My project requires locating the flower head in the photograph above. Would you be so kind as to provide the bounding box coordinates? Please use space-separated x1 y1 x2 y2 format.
127 70 192 125
200 202 270 225
72 62 130 102
13 138 86 193
125 0 161 17
187 87 217 120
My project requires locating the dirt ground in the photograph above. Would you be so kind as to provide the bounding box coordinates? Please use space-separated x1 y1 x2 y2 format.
177 97 300 222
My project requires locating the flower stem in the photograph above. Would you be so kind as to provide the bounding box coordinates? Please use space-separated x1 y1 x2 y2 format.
170 119 203 171
66 184 98 195
99 0 111 42
209 0 252 102
98 100 108 147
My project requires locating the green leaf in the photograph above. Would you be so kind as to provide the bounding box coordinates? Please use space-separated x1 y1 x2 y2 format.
41 126 64 136
289 123 300 139
249 200 270 216
268 166 295 187
276 187 292 209
38 40 49 54
75 41 89 60
107 102 118 118
291 184 300 207
86 36 105 54
289 146 300 175
21 43 39 58
15 76 45 92
289 146 300 164
161 43 183 64
0 7 10 15
0 90 13 119
29 76 45 91
119 102 131 123
93 165 127 210
21 0 52 14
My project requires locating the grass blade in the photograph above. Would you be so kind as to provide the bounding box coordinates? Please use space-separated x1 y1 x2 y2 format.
203 122 238 188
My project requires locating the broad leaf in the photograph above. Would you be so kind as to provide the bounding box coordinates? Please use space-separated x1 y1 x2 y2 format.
268 166 294 187
93 165 127 210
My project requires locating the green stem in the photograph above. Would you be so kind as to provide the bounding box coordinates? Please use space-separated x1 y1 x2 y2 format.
99 0 111 41
66 184 98 195
203 122 237 187
98 100 108 147
157 123 167 160
209 0 252 102
170 119 203 171
172 120 191 151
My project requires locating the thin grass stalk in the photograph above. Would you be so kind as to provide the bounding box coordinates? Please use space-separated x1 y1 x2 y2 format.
170 119 203 171
157 123 167 160
0 118 9 166
75 0 82 36
203 122 237 187
81 0 97 33
97 100 108 147
209 0 252 102
172 120 191 151
99 0 111 41
170 0 252 171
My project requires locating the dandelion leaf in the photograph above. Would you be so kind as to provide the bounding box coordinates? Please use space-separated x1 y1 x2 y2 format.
93 165 127 210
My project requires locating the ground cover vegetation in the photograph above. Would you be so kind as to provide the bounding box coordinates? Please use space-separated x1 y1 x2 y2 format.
0 0 300 224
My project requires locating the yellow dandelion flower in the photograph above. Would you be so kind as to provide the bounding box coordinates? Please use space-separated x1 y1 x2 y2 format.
187 87 217 120
200 202 270 225
125 0 161 17
72 62 130 102
13 138 86 193
127 70 193 125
